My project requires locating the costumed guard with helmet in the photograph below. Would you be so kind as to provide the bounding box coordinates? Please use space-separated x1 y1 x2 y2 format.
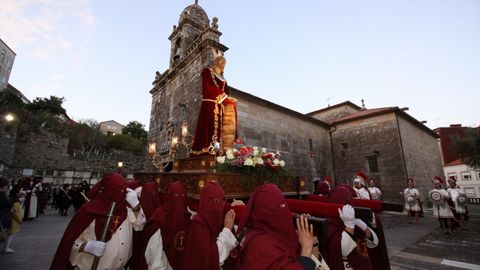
403 178 423 224
447 177 469 230
352 171 371 200
429 176 454 234
367 179 382 200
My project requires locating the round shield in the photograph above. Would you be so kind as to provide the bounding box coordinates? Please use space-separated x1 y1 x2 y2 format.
457 193 468 206
405 194 416 206
371 193 381 200
429 190 443 206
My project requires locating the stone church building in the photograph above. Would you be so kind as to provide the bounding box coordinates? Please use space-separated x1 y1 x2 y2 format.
147 3 443 202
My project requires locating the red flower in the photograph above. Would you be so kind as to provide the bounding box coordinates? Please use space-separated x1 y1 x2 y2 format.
262 153 273 159
239 146 253 156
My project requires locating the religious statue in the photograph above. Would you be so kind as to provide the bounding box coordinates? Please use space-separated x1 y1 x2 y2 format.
211 17 219 30
152 71 162 85
190 53 237 156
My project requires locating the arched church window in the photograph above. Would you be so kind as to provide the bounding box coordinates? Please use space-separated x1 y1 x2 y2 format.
173 38 182 61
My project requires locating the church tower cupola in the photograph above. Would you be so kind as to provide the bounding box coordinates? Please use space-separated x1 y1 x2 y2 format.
169 1 211 67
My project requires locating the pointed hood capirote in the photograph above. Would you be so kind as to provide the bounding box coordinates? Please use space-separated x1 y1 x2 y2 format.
181 181 226 270
236 183 301 269
51 173 128 270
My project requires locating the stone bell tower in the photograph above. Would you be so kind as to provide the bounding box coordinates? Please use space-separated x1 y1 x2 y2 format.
147 2 228 170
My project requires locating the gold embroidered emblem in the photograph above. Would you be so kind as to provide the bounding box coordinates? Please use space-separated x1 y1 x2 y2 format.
356 239 369 257
174 231 186 251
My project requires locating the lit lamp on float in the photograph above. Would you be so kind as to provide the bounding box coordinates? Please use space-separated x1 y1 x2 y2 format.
148 121 193 169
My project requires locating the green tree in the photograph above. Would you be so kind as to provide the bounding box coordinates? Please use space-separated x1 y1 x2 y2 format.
107 134 144 154
65 120 108 154
453 128 480 169
122 121 148 143
0 88 26 112
26 96 67 117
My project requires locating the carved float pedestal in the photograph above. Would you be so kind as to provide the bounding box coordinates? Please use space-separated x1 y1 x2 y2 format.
136 156 308 199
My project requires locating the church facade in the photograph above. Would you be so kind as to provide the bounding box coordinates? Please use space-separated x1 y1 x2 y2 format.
147 3 443 202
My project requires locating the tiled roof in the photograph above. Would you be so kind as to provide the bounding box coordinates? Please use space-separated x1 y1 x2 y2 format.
331 107 398 124
306 101 362 116
444 159 464 167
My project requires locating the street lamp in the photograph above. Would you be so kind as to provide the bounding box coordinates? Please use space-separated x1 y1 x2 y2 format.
5 113 15 122
117 161 123 175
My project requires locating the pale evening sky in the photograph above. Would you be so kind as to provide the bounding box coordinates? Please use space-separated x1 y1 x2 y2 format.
1 0 479 130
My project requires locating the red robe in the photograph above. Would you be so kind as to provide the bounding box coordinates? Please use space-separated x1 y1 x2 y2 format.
181 182 226 270
316 182 331 196
136 182 190 270
325 187 373 270
238 184 304 270
190 68 237 156
129 182 163 269
50 173 128 270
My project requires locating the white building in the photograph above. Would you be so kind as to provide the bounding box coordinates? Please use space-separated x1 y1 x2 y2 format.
443 159 480 202
99 120 124 136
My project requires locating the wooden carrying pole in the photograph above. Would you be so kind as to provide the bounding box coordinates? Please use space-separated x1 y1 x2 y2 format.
91 201 116 270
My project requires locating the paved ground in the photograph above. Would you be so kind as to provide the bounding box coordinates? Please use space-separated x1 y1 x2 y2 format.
386 206 480 270
1 205 479 270
0 207 71 270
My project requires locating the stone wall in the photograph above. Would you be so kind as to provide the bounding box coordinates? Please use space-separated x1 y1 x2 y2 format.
231 90 333 192
0 122 17 166
9 129 144 180
331 113 407 202
148 51 206 166
398 117 444 203
13 129 70 169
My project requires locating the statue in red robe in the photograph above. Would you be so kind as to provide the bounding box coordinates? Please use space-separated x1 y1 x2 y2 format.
190 55 238 156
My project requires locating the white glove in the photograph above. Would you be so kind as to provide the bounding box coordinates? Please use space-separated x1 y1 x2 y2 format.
338 204 355 229
84 240 106 257
126 188 140 208
231 199 245 207
354 218 368 231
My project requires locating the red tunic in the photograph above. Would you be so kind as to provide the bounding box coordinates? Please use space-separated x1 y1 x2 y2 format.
136 182 190 270
190 68 237 156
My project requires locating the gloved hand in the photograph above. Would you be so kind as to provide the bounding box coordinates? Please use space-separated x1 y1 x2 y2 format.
338 204 355 229
354 218 368 231
231 199 245 207
84 240 106 257
126 188 139 208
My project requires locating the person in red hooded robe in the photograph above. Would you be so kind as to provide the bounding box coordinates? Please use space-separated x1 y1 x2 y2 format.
315 176 334 196
129 180 164 268
136 181 190 270
325 187 378 270
237 183 317 270
50 173 146 270
181 181 237 270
